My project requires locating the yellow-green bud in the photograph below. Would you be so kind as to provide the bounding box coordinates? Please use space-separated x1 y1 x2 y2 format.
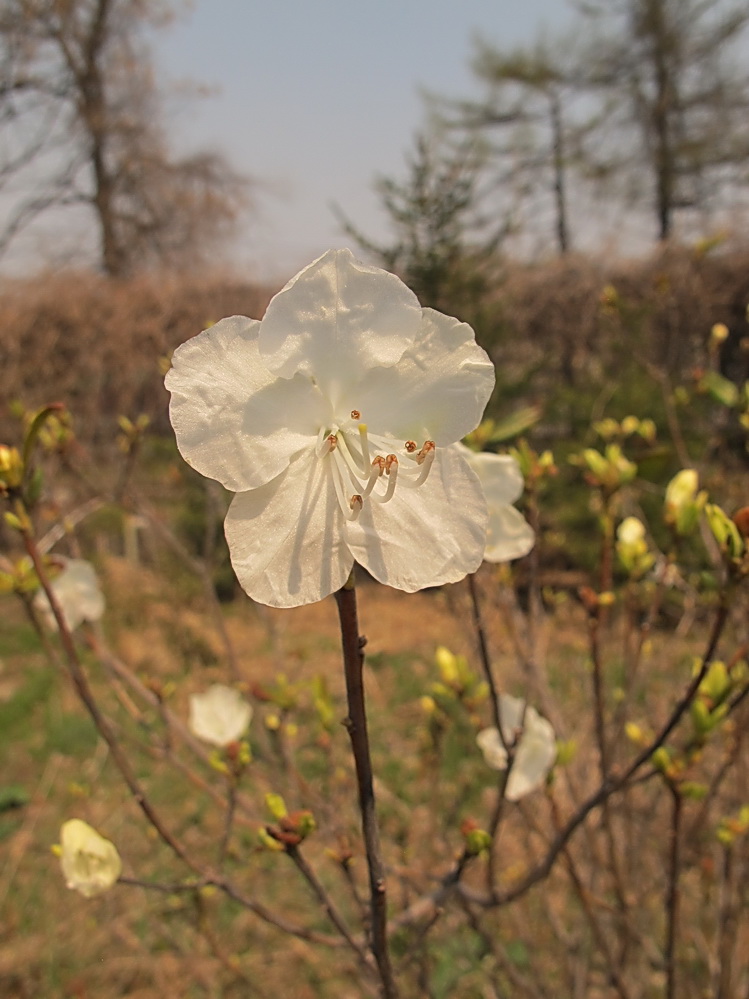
265 792 288 821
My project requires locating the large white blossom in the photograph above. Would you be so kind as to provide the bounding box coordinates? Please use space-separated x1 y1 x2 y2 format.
59 818 122 898
456 445 534 562
166 249 495 607
33 558 105 632
476 694 556 800
189 684 253 747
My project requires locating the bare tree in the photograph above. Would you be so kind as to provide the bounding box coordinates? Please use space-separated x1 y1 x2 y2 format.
577 0 749 240
435 35 599 256
0 0 248 275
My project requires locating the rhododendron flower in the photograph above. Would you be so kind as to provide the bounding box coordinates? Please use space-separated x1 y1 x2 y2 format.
33 558 105 632
166 249 495 607
477 694 556 800
457 445 534 562
59 819 122 898
189 684 253 747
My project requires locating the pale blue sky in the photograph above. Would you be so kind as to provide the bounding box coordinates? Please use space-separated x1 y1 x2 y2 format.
154 1 576 279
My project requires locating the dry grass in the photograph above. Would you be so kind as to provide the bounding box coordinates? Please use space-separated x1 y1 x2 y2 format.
3 245 749 449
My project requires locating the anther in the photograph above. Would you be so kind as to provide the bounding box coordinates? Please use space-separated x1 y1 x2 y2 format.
371 455 386 476
350 494 363 512
315 430 339 457
404 441 417 453
385 454 398 474
350 410 361 420
415 440 435 465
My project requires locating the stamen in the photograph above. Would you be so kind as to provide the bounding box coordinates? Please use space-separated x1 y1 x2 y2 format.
414 441 435 465
336 431 368 478
400 442 435 488
359 456 385 499
350 410 361 420
330 455 363 521
320 423 436 519
358 422 370 465
315 430 338 457
371 457 398 503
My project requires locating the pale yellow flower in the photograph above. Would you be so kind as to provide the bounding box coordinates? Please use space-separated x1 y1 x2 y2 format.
59 819 122 898
189 684 253 747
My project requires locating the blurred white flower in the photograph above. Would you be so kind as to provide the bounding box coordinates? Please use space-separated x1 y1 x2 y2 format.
166 248 495 607
189 683 253 747
33 558 105 631
59 818 122 898
477 694 556 800
456 445 534 562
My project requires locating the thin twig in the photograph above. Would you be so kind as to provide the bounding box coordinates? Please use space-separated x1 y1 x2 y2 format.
287 845 373 974
458 594 731 909
335 577 400 999
22 524 199 872
664 783 683 999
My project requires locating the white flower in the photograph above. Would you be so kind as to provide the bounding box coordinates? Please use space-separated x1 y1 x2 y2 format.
59 819 122 898
33 558 105 631
166 249 495 607
476 694 556 800
188 684 253 747
456 445 534 562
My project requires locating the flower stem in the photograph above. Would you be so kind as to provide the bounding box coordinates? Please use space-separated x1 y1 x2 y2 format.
335 579 399 999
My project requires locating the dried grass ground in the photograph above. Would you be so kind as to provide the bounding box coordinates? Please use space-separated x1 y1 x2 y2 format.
0 560 489 999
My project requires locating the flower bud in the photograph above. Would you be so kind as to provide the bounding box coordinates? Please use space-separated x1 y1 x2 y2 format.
616 517 655 576
0 445 24 492
460 818 491 856
705 504 744 560
664 469 706 535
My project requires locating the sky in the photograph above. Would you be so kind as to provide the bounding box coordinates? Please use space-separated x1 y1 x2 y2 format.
153 0 576 280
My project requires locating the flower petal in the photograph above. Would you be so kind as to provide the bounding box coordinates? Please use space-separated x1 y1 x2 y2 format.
225 452 354 608
189 684 252 747
345 444 487 591
34 558 105 632
60 819 122 898
348 308 495 445
456 446 534 562
486 505 535 562
462 450 524 505
508 710 556 801
476 727 508 770
477 696 556 801
498 693 526 734
258 249 422 405
166 316 326 492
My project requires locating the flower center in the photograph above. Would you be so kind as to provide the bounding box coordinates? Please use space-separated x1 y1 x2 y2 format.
315 410 436 521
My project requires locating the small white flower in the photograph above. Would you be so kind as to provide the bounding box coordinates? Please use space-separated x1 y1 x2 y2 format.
59 819 122 898
33 558 105 631
166 249 495 607
456 445 534 562
476 694 556 800
188 684 253 747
